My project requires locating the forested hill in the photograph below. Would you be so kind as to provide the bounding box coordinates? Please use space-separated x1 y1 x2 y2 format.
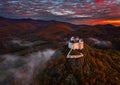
34 44 120 85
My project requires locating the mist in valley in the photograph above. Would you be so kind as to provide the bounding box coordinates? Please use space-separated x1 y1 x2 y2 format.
0 49 55 85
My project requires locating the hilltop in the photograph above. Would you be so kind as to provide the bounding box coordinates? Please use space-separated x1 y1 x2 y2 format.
34 44 120 85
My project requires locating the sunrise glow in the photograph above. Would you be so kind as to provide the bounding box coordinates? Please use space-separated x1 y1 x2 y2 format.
0 0 120 25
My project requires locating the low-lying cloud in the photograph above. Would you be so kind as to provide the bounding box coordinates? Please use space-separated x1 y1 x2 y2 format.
10 39 33 47
87 37 112 49
0 49 55 85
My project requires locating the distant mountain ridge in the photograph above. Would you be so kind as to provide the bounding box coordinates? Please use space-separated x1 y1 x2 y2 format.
0 17 120 50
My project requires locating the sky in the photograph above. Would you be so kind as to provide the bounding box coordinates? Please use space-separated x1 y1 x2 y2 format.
0 0 120 25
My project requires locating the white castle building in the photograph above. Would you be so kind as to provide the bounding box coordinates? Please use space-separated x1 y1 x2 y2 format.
68 37 84 50
67 37 84 58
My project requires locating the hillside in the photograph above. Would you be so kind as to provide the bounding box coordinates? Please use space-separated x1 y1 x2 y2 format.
36 22 73 41
75 24 120 39
34 44 120 85
0 17 73 41
0 17 120 53
0 17 120 41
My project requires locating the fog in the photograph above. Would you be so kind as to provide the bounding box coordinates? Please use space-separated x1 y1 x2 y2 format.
10 39 33 46
0 49 55 85
88 37 112 48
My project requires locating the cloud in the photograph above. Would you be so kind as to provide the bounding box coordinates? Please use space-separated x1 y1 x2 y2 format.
87 37 112 49
116 0 120 3
47 9 75 16
10 38 33 47
0 0 120 25
0 49 55 85
70 14 92 18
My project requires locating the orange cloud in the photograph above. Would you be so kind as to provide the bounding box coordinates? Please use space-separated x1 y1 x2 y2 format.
71 19 120 26
92 20 120 26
